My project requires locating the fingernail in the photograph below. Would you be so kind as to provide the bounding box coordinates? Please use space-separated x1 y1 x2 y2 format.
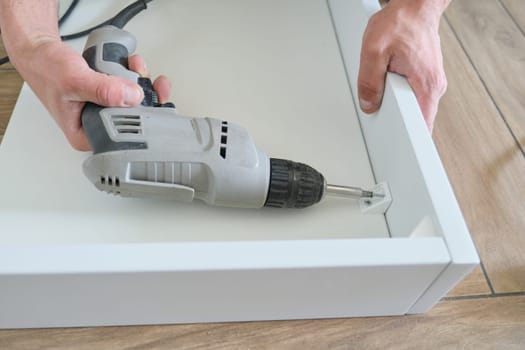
124 86 143 106
359 98 375 113
139 63 148 77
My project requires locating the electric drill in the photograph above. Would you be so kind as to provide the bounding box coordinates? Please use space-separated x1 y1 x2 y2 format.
81 25 380 209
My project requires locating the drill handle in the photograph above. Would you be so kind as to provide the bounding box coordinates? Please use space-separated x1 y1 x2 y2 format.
82 25 140 83
81 25 169 109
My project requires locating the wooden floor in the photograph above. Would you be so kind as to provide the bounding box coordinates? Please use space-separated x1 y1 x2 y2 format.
1 0 524 348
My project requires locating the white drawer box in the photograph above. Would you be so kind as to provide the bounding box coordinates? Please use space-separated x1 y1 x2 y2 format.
0 0 478 328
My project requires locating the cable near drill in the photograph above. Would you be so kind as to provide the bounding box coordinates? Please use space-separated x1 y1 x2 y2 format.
0 0 154 66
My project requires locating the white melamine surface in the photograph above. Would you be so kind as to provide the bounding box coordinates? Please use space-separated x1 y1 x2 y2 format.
0 1 480 327
0 0 389 243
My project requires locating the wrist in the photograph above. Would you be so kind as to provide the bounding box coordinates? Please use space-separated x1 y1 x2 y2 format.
0 0 60 63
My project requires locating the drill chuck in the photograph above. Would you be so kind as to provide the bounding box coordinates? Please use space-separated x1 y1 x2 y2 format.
264 158 325 209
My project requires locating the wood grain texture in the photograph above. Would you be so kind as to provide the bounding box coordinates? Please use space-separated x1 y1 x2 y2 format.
0 70 23 134
446 266 491 297
0 296 524 350
434 18 525 293
446 0 525 150
0 35 15 70
501 0 525 32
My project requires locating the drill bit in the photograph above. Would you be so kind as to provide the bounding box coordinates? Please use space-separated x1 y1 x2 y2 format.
325 184 384 199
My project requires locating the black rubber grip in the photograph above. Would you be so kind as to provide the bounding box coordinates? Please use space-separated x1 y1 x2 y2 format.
102 42 129 68
82 42 130 74
81 103 147 154
82 45 98 72
138 77 159 107
264 158 325 209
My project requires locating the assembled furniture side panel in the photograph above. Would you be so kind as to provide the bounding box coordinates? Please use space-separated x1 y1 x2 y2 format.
0 266 445 328
0 239 449 328
328 0 479 312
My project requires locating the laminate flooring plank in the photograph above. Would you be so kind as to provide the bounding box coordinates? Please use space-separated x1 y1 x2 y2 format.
0 296 523 350
501 0 525 33
0 70 23 134
0 36 4 56
433 19 525 293
446 266 491 297
0 36 14 70
446 0 525 151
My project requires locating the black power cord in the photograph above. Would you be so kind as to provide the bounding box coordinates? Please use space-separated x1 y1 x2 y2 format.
109 0 153 29
0 0 80 65
61 0 153 40
59 18 114 41
58 0 80 27
0 0 153 66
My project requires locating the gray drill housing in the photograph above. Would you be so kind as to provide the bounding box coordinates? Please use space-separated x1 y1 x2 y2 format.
82 105 271 208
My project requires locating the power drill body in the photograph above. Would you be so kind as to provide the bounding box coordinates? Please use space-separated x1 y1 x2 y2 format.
81 25 326 208
82 104 273 208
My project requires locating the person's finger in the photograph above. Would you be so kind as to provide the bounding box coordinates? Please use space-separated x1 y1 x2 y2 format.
153 75 172 104
406 68 446 132
64 125 91 151
411 87 438 131
357 39 389 114
128 54 150 77
71 70 144 107
54 102 92 151
129 55 172 103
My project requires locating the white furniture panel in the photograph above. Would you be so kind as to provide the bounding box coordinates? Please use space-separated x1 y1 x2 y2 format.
0 0 478 328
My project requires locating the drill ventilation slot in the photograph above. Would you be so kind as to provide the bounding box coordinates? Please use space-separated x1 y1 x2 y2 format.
111 115 143 134
219 120 228 159
100 175 120 187
100 175 121 195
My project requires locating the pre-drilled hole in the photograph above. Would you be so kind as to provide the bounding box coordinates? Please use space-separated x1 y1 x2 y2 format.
221 135 227 144
220 147 227 159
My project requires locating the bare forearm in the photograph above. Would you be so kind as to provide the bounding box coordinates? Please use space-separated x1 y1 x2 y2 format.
0 0 60 63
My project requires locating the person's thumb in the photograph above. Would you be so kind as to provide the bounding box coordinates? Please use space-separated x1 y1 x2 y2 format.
74 70 144 107
357 37 389 114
